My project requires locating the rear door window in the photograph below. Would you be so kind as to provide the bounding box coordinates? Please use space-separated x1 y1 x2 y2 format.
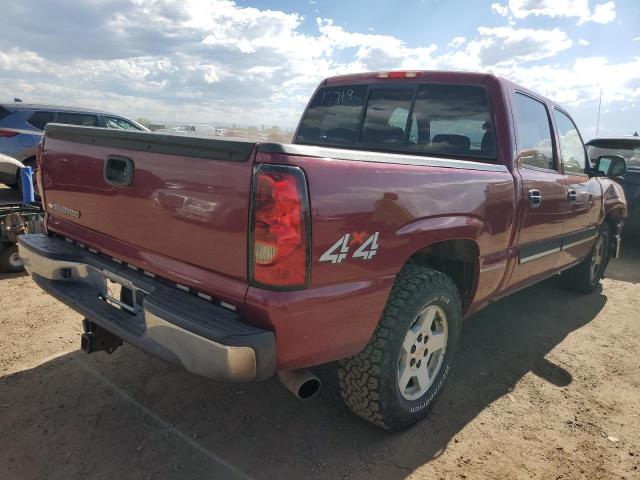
27 111 55 130
56 112 99 127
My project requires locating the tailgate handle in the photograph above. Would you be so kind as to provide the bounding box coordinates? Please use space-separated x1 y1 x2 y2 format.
104 156 135 186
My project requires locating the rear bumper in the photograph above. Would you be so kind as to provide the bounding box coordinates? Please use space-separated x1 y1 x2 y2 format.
18 234 276 381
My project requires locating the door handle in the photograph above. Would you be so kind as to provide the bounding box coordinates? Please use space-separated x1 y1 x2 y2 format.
104 156 134 186
567 189 577 203
528 189 542 208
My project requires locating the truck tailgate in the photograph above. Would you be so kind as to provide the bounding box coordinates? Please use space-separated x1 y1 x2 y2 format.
41 125 256 284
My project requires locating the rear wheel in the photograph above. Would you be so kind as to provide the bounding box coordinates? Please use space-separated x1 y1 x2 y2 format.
561 227 611 294
338 265 462 431
0 244 23 273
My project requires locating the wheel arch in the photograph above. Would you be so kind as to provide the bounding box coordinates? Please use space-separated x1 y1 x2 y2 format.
403 237 481 314
392 215 488 313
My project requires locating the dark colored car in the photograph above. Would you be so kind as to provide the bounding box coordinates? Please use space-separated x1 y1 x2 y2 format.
586 137 640 231
0 103 147 187
19 71 627 431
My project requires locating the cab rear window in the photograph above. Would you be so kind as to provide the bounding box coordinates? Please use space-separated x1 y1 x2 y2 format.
295 83 496 159
296 85 367 146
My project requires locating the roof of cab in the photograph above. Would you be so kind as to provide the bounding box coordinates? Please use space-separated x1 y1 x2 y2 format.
323 70 495 86
321 70 560 108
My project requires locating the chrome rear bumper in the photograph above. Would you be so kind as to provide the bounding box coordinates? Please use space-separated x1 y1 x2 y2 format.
18 234 275 381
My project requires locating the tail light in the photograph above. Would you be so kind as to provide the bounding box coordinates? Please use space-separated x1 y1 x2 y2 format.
0 129 19 137
249 164 310 289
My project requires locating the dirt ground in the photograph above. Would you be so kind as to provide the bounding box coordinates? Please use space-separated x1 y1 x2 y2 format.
1 232 639 479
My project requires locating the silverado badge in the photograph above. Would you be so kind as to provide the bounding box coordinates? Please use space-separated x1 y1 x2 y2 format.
47 202 81 218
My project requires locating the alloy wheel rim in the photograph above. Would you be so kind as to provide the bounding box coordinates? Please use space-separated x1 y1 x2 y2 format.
398 304 448 401
590 236 605 281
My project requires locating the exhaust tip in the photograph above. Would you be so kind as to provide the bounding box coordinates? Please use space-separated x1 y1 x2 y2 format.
278 369 321 400
297 377 321 400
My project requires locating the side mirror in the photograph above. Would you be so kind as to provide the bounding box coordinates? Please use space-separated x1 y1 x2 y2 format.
594 155 627 177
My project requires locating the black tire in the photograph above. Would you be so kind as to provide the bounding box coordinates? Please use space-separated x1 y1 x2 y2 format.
338 265 462 431
561 227 611 294
0 244 24 273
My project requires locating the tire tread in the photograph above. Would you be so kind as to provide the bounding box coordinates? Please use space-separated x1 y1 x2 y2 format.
338 264 460 430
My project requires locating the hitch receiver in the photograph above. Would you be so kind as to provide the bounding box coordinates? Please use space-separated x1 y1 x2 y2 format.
81 319 123 354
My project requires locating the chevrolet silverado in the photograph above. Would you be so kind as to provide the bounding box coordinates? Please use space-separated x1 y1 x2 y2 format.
19 71 627 430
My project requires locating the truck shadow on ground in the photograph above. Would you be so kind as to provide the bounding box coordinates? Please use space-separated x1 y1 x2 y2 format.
0 277 609 480
7 236 640 479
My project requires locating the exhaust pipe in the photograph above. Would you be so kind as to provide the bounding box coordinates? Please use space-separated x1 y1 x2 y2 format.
278 369 321 400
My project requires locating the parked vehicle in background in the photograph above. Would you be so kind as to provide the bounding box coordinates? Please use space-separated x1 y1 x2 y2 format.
0 202 44 273
0 153 25 191
586 137 640 232
0 103 147 187
156 125 219 137
19 71 627 431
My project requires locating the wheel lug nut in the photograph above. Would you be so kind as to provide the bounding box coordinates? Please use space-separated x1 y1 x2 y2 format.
423 350 428 357
410 358 416 366
417 334 423 342
416 360 422 368
424 336 428 344
410 345 416 353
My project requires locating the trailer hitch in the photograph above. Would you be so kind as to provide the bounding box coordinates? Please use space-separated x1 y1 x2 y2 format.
81 319 123 354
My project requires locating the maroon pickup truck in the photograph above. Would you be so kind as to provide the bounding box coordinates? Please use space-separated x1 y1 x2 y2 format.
19 71 627 431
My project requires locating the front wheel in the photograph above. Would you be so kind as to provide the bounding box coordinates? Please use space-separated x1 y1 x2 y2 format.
561 227 611 294
338 265 462 431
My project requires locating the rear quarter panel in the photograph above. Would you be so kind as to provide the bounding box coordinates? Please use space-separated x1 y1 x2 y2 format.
247 152 517 369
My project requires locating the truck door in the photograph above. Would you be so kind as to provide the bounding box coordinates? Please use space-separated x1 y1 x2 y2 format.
553 108 602 267
507 92 567 289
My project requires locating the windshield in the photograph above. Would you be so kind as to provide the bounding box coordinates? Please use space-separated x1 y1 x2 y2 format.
588 145 640 168
295 83 496 160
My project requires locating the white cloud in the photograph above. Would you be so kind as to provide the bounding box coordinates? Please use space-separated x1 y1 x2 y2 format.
491 3 509 16
578 38 590 46
590 1 616 23
634 37 640 42
490 0 617 24
442 26 573 69
448 36 466 49
0 0 636 136
315 18 438 72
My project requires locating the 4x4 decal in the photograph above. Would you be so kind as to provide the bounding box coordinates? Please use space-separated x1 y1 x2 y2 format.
319 231 379 263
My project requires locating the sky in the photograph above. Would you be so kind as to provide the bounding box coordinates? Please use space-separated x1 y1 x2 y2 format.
0 0 638 138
